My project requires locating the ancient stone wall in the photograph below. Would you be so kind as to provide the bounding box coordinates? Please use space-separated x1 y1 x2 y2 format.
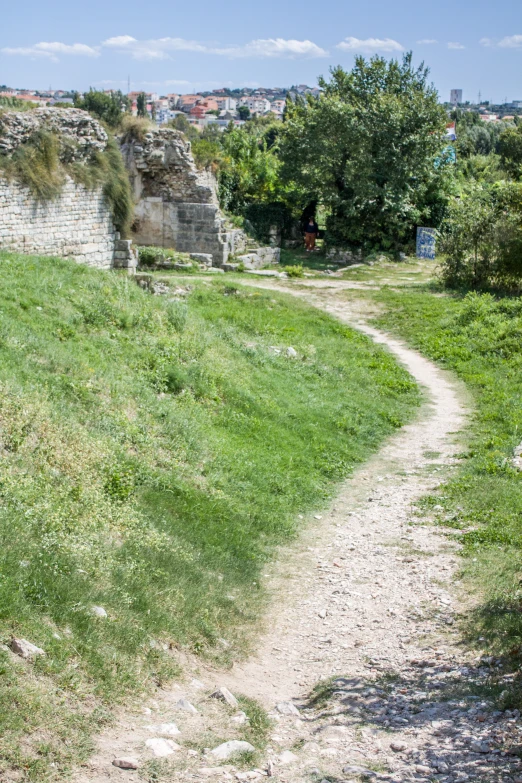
0 177 118 268
0 109 136 270
121 129 247 266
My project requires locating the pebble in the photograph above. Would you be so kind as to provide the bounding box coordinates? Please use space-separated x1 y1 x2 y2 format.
10 638 45 659
90 605 108 619
210 740 255 760
278 750 298 764
276 702 300 716
112 757 140 770
210 686 239 708
145 737 180 757
176 698 198 714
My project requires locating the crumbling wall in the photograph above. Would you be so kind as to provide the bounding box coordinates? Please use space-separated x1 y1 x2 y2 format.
0 109 136 270
121 129 246 265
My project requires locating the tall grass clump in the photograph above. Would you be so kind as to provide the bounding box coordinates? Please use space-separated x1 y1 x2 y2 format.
0 252 420 779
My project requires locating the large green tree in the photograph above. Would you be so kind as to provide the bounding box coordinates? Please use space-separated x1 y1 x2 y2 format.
280 54 450 250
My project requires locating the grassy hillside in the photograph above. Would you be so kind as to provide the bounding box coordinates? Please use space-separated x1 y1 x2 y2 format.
371 286 522 697
0 253 420 780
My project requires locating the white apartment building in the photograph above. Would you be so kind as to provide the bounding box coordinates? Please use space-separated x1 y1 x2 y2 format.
238 96 271 114
215 96 237 112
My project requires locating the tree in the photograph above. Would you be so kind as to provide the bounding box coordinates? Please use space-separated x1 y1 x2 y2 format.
238 106 250 121
136 93 147 118
279 54 450 250
74 89 128 128
498 124 522 179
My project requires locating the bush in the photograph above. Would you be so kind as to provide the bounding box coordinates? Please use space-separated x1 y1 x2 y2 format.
284 264 304 278
439 183 522 290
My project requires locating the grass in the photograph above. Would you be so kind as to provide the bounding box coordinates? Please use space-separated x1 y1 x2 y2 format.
0 252 420 780
366 285 522 670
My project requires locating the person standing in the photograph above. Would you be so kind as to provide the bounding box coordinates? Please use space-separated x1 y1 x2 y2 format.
304 217 319 252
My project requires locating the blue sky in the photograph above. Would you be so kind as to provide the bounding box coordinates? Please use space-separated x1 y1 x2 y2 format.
1 0 521 103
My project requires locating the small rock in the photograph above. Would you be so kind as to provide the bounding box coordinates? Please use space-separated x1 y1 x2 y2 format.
276 702 300 716
390 741 408 752
10 638 45 659
342 765 376 778
90 605 108 619
210 740 255 760
231 711 248 724
210 686 239 708
286 347 297 358
176 698 198 714
145 737 180 757
278 750 298 765
146 722 180 736
318 609 327 619
113 757 140 770
470 740 490 753
191 678 205 689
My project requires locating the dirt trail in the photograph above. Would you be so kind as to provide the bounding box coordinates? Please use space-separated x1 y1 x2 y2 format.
73 285 522 783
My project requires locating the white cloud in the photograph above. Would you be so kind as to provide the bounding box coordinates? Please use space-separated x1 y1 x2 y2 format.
336 37 404 53
2 41 99 62
103 35 327 60
479 37 493 47
102 36 206 60
417 39 438 45
216 38 328 58
498 34 522 48
447 42 465 50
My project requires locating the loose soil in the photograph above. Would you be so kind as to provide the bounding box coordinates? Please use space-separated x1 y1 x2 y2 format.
73 283 522 783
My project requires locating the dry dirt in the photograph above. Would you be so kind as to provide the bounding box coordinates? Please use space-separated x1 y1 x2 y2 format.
72 284 522 783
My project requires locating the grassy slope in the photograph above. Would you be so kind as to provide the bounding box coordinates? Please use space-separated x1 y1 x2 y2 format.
370 285 522 674
0 253 420 780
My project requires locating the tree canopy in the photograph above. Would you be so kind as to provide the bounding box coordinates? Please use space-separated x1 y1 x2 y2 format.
280 54 450 250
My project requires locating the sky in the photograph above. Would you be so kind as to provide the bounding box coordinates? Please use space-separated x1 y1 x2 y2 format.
1 0 521 103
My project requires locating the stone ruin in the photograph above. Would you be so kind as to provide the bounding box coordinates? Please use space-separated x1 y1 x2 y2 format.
121 128 280 269
0 109 136 271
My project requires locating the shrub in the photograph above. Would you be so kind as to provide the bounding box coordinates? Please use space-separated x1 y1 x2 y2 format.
439 183 522 291
284 264 304 278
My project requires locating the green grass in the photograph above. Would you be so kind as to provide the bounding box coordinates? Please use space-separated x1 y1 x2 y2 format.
369 286 522 666
0 252 420 780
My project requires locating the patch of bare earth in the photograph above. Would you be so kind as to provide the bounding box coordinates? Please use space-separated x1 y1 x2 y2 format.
72 286 522 783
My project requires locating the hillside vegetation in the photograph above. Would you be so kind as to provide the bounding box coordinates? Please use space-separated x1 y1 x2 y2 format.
0 253 420 779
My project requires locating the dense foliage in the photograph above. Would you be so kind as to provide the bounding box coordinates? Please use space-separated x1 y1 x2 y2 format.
280 54 450 251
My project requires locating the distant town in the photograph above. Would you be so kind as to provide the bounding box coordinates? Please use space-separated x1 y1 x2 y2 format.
1 83 521 129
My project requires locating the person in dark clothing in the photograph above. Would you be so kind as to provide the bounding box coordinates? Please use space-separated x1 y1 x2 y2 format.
304 218 319 251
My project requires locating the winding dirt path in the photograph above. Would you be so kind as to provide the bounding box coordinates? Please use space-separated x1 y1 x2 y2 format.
74 284 522 783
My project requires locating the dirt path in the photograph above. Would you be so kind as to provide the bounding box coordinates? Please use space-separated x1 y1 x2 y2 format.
73 285 522 783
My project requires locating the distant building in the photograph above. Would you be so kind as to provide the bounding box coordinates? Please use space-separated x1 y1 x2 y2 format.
214 96 237 112
238 96 271 114
450 89 463 106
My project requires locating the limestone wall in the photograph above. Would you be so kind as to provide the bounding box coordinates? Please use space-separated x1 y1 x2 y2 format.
0 108 136 271
122 129 247 266
0 176 117 268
